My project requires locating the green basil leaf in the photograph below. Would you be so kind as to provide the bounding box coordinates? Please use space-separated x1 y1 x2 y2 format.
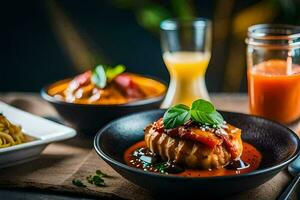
191 99 215 113
105 65 126 81
208 111 224 125
163 104 191 129
91 65 107 88
190 100 224 126
190 110 214 125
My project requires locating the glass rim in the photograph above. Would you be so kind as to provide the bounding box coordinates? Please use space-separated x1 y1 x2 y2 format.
246 24 300 48
160 18 211 31
247 24 300 40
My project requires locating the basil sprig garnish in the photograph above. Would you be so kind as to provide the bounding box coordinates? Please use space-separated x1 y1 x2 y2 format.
163 104 190 129
91 64 125 88
163 99 224 129
190 99 224 126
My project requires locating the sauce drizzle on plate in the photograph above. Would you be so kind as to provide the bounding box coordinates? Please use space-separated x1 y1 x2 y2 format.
124 141 262 177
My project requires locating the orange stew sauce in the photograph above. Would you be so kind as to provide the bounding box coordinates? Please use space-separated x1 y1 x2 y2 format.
124 141 262 177
47 73 166 105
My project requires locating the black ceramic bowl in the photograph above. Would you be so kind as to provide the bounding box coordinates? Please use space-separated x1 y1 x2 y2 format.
41 77 166 135
94 109 300 197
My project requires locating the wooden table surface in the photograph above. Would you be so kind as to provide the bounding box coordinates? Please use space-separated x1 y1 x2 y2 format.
0 92 299 200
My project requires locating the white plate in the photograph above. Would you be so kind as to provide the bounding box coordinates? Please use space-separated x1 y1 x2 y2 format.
0 101 77 168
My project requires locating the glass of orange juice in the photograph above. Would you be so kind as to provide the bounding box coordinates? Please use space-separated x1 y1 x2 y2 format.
246 24 300 124
160 18 212 108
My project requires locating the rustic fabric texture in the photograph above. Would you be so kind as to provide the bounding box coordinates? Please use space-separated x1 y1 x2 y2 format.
0 93 298 200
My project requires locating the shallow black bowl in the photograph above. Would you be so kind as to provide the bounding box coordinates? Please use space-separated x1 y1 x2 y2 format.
94 109 300 197
41 78 166 135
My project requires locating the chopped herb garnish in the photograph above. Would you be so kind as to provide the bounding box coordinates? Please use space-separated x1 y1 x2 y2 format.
85 170 110 187
86 175 93 184
86 174 105 186
96 169 109 178
72 179 86 188
73 170 110 188
154 163 167 174
92 175 105 187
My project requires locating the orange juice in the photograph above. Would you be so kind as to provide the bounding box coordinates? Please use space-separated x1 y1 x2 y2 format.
248 59 300 124
161 51 210 107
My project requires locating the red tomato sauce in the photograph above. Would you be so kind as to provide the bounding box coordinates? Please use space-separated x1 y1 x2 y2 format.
124 141 262 177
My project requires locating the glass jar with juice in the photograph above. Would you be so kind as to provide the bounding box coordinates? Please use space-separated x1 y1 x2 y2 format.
246 24 300 124
160 19 212 108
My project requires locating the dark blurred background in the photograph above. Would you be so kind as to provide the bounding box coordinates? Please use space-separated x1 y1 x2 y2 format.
1 0 299 93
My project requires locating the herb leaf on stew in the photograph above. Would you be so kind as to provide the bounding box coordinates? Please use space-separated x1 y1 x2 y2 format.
91 64 126 88
163 104 190 129
105 65 125 81
91 65 107 88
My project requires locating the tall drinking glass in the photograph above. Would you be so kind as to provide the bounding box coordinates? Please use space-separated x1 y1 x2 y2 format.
246 24 300 124
160 18 212 108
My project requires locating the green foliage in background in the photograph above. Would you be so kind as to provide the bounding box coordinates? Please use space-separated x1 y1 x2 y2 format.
111 0 196 33
46 0 300 92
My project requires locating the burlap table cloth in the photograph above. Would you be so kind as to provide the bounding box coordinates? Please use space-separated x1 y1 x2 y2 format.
0 93 299 200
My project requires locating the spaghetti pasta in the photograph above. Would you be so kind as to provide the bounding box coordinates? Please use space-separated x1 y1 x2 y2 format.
0 114 27 148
